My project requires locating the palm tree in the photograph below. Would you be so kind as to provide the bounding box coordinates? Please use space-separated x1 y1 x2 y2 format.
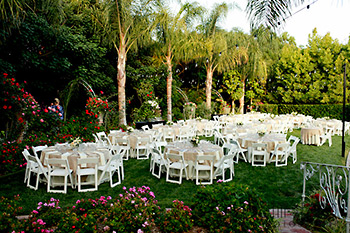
194 3 247 110
246 0 304 29
153 1 204 122
92 0 159 125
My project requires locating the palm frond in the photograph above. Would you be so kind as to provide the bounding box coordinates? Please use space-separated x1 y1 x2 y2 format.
246 0 304 29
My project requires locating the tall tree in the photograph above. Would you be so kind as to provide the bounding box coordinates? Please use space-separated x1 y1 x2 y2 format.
246 0 304 29
153 1 203 122
92 0 158 125
194 3 246 110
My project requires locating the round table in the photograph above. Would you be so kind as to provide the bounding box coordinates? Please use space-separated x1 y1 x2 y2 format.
237 133 286 162
164 141 223 179
300 127 323 146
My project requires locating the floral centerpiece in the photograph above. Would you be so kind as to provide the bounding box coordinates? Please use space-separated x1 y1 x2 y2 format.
257 130 266 137
70 137 82 149
190 136 200 147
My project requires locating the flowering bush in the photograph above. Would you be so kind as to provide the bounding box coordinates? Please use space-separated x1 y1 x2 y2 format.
85 96 109 118
132 90 162 122
192 182 278 232
102 186 160 232
0 195 24 232
157 199 193 233
293 191 335 232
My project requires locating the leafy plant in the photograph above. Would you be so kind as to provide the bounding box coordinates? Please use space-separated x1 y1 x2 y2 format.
191 181 278 232
157 199 193 233
293 190 336 232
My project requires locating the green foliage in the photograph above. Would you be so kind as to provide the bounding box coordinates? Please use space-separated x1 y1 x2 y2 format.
157 200 193 233
293 191 336 232
0 195 24 232
191 182 278 232
196 102 215 119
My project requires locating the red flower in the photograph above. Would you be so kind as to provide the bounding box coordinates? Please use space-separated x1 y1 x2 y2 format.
44 109 48 113
8 106 12 109
3 73 8 77
3 105 7 109
147 94 149 97
100 91 104 94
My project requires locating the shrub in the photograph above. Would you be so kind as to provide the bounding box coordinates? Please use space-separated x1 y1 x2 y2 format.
0 195 24 232
157 199 193 233
293 191 336 232
102 186 161 232
191 182 278 232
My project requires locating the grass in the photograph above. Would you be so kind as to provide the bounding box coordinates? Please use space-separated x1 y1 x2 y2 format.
0 129 348 214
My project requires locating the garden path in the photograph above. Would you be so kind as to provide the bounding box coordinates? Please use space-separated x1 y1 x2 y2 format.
270 209 311 233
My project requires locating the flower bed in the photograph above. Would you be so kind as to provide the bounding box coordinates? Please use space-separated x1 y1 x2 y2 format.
1 184 279 232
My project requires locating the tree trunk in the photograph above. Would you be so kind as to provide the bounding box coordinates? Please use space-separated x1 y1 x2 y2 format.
166 53 173 122
239 81 245 114
206 67 213 110
231 100 235 114
117 44 127 126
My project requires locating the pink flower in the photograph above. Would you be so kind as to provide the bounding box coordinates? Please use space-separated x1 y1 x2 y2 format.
40 119 44 123
59 113 62 117
32 111 36 115
244 201 249 205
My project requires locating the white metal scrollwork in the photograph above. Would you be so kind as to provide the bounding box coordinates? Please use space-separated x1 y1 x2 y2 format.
301 162 350 233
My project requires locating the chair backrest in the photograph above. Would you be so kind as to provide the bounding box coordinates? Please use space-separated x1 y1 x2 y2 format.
166 153 184 163
222 143 234 155
252 143 267 151
290 137 300 150
96 131 107 140
231 139 243 149
77 157 99 169
32 145 48 159
110 129 122 134
46 158 71 173
274 142 290 153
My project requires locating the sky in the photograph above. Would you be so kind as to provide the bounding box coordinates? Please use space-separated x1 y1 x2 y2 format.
171 0 350 47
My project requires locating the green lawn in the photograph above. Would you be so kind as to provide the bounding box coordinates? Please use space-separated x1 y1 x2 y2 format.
0 129 348 214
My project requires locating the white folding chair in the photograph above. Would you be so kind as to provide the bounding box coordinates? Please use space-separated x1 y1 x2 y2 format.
270 142 290 167
177 126 191 142
76 157 99 192
214 130 226 146
251 143 268 167
150 148 167 179
114 137 131 160
194 154 215 185
23 149 49 190
163 127 175 142
32 145 48 160
214 151 235 182
98 152 123 187
166 153 188 184
320 126 333 147
287 135 300 164
46 158 74 194
135 136 151 160
231 139 247 163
